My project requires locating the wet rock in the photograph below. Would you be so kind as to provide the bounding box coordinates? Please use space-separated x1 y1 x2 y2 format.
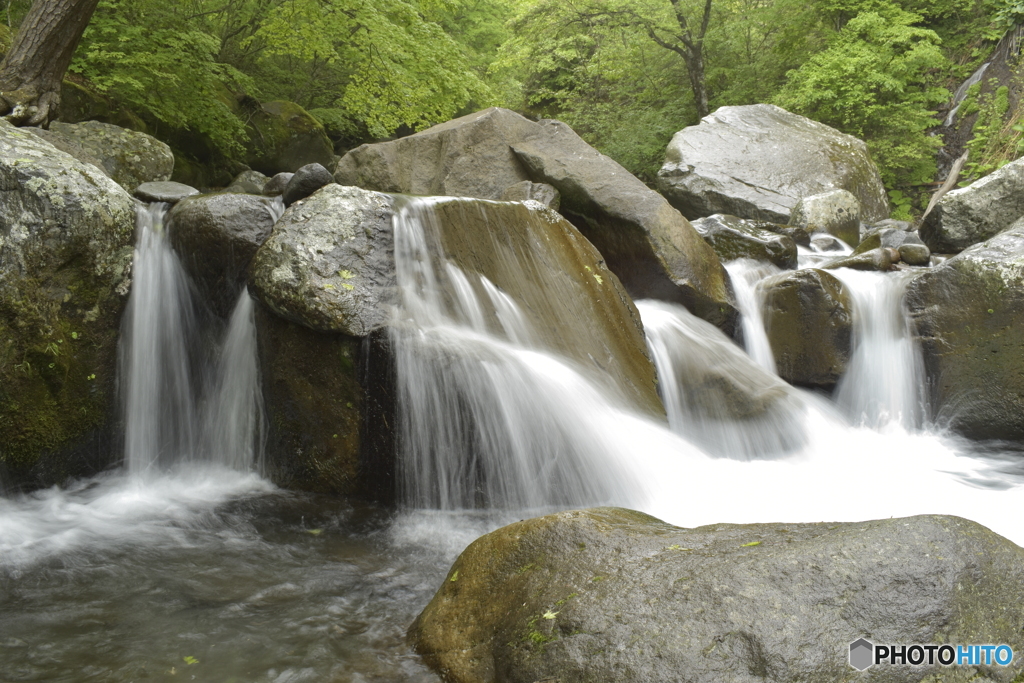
282 162 334 207
413 508 1024 683
762 268 852 389
254 305 373 496
336 107 737 334
789 189 861 245
758 222 810 247
822 247 894 271
906 221 1024 439
168 193 279 316
690 214 797 269
853 226 924 255
499 180 560 210
244 100 335 176
263 172 294 196
24 120 173 193
0 121 136 488
250 187 662 416
920 156 1024 253
809 233 847 252
656 104 888 223
225 169 269 195
134 181 198 204
898 242 931 265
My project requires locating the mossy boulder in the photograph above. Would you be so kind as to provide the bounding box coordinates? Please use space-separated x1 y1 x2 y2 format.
245 100 335 176
690 214 797 269
905 221 1024 439
788 189 861 246
413 508 1024 683
0 120 135 489
762 268 852 389
56 79 148 133
0 23 11 59
25 120 173 193
657 104 889 224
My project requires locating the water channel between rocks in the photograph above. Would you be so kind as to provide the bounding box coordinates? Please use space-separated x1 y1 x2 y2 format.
2 199 1024 682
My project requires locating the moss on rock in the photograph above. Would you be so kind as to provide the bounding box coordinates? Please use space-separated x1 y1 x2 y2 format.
0 121 135 488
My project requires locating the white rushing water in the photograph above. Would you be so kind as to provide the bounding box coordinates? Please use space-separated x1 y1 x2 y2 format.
725 259 779 372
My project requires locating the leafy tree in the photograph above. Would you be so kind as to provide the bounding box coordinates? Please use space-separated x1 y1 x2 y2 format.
775 8 949 189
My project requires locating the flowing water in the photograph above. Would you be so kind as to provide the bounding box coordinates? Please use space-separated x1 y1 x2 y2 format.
3 201 1024 681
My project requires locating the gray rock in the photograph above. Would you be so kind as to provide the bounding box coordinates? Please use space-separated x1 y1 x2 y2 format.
690 214 797 269
499 180 560 210
898 242 930 265
0 120 136 487
134 181 198 204
656 104 889 223
906 221 1024 439
249 184 397 338
854 226 924 254
920 156 1024 253
413 508 1024 683
809 233 847 252
225 169 269 195
263 172 294 196
168 193 279 316
870 218 914 232
511 119 737 333
282 162 334 207
336 107 737 334
789 189 861 245
758 221 810 247
823 247 895 271
335 107 536 198
27 120 173 193
762 268 852 389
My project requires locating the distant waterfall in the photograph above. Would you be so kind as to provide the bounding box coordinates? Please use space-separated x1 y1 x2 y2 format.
830 269 925 429
390 198 644 510
119 203 264 475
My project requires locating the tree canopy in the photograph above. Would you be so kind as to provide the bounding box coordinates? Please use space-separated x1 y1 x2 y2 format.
2 0 1018 213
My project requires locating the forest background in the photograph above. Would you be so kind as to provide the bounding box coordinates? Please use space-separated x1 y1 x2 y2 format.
1 0 1022 218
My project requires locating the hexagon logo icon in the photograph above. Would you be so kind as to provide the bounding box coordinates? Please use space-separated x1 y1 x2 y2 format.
849 638 874 671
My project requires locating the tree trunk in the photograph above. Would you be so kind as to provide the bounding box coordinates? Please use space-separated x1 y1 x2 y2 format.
0 0 100 127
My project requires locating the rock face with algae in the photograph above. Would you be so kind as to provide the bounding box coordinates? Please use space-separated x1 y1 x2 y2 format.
0 120 136 488
413 507 1024 683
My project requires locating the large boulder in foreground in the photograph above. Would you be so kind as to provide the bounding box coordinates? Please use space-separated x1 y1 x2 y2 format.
413 508 1024 683
906 222 1024 439
920 156 1024 253
26 120 174 193
168 193 280 316
657 104 889 224
336 107 737 334
0 121 136 488
762 268 852 389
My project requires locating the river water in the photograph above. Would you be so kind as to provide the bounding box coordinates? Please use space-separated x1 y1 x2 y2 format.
2 200 1024 681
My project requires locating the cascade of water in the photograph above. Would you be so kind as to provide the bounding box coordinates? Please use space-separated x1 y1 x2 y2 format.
830 268 925 429
390 197 648 510
119 203 265 476
638 299 807 458
724 259 780 373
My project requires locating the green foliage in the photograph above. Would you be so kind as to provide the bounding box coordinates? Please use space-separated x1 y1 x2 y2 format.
775 8 949 190
71 0 253 157
961 83 1022 183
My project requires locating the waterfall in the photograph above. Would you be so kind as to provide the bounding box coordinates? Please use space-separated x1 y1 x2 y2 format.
638 299 807 458
725 259 779 373
390 198 647 510
830 269 925 430
119 202 265 476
